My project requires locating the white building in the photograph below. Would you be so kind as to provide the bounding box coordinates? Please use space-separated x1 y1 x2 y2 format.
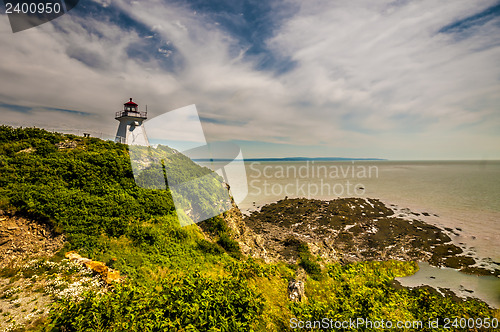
115 98 149 146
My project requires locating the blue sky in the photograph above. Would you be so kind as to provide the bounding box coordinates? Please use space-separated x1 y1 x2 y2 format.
0 0 499 159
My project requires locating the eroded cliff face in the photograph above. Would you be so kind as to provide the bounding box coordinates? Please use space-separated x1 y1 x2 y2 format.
0 211 65 267
0 213 107 332
222 197 499 277
219 202 273 262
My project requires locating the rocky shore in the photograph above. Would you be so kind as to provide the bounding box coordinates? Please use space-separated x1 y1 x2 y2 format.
232 197 499 277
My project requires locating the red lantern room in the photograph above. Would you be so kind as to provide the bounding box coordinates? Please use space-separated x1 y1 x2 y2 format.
124 98 138 112
115 98 147 120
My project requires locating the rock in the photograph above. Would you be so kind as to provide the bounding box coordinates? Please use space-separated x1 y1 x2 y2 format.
288 279 306 302
459 266 499 277
105 270 123 284
230 197 495 275
65 251 124 284
56 140 78 149
84 260 108 275
442 256 475 269
17 147 35 153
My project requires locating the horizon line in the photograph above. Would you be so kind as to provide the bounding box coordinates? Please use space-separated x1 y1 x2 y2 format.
193 157 500 162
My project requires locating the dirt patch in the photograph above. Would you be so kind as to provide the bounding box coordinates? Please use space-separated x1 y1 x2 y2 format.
0 212 69 331
0 211 65 268
0 258 105 331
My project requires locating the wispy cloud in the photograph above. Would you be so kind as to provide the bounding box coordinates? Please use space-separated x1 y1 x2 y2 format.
0 0 498 159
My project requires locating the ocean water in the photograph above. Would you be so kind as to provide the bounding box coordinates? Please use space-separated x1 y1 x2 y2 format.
395 262 500 309
235 160 500 261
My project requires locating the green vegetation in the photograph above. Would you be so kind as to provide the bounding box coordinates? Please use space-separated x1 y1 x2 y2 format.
297 242 322 280
129 144 232 225
0 126 497 331
201 215 243 259
48 271 264 331
291 261 494 331
0 127 174 253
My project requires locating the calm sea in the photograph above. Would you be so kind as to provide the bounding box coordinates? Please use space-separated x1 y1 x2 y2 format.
232 160 500 261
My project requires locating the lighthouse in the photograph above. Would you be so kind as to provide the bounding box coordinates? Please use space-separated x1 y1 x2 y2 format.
115 98 149 146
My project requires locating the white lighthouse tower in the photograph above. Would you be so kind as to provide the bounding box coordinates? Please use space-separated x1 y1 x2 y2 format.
115 98 149 146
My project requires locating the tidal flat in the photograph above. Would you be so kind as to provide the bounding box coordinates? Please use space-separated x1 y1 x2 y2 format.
240 197 500 307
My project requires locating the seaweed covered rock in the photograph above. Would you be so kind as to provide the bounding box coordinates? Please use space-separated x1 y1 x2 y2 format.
239 198 496 276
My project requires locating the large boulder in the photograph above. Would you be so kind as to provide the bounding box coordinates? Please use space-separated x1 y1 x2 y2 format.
65 251 124 284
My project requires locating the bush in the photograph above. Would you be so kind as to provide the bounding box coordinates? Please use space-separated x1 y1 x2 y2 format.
217 232 242 258
47 272 265 331
196 238 224 255
297 242 322 279
290 261 494 331
0 126 184 254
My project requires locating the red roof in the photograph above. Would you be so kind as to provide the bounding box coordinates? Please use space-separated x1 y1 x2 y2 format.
124 98 138 107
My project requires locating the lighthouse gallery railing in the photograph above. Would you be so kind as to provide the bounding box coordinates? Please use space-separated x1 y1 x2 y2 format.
115 110 147 119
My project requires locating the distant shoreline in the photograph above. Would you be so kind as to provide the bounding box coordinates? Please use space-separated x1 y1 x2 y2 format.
194 158 500 162
193 157 387 162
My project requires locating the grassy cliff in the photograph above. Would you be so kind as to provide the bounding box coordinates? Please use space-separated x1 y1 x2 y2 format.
0 126 496 331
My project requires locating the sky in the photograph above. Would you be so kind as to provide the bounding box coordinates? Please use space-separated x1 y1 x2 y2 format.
0 0 499 160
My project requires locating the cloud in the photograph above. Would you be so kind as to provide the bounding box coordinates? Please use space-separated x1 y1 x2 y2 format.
261 0 500 156
0 0 498 159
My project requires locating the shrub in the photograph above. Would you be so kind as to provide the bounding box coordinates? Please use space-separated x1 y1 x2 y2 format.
217 232 242 258
297 242 322 279
47 272 265 331
196 238 224 255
